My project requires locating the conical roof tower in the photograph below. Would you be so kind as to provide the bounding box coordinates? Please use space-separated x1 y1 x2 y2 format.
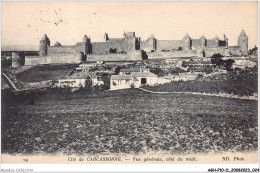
240 29 247 36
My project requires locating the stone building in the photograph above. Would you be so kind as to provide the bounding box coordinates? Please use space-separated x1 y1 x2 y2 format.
58 75 104 88
110 69 158 90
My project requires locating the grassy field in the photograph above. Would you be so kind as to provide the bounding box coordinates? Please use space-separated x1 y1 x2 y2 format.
1 89 257 155
16 64 78 82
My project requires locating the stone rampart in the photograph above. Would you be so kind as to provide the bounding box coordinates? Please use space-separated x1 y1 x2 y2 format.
147 50 197 59
191 39 201 48
206 39 219 47
87 51 142 61
48 46 77 55
25 53 83 65
157 40 183 51
229 46 242 56
92 39 125 53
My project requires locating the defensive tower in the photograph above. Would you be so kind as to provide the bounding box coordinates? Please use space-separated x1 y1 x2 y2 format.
148 34 157 50
39 34 50 56
182 33 191 50
83 34 92 54
200 35 206 47
104 33 109 42
238 29 248 55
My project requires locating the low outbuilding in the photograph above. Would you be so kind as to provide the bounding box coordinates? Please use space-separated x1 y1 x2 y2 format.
110 70 158 90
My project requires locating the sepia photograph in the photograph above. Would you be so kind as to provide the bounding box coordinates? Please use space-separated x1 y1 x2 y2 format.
1 1 259 171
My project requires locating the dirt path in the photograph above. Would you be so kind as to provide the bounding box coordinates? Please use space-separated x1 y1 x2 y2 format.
138 88 258 101
1 72 20 91
2 72 46 93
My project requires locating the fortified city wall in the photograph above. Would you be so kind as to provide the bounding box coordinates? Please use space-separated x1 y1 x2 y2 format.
92 39 125 53
11 30 248 67
87 51 143 61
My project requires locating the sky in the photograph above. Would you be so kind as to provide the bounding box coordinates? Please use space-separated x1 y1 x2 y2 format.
1 1 258 49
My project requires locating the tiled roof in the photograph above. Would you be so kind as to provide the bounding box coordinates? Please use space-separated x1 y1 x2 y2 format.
184 33 190 38
41 34 50 41
240 29 247 36
83 35 90 42
200 35 206 39
60 76 87 79
120 69 140 72
54 41 62 47
111 71 157 80
79 63 96 67
148 34 156 39
111 75 132 80
131 72 157 77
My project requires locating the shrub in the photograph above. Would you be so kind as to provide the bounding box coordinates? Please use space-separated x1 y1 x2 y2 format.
196 74 204 80
150 67 166 77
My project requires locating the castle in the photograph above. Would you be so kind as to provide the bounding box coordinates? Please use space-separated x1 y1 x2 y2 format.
13 30 249 67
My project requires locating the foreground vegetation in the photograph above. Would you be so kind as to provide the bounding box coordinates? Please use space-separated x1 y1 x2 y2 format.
143 67 257 96
2 89 257 155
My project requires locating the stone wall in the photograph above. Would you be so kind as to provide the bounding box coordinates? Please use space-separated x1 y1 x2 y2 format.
147 50 197 59
202 47 225 57
140 39 156 52
75 42 85 53
229 46 242 56
92 39 125 53
146 38 227 51
140 40 149 50
206 39 219 47
48 46 77 55
202 47 241 57
191 39 201 48
25 53 83 65
125 37 136 52
157 40 183 51
87 51 143 61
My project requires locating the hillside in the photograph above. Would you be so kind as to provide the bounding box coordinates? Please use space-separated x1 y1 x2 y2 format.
143 67 257 96
16 64 78 82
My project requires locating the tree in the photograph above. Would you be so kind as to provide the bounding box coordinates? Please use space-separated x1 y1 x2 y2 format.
203 65 213 74
249 45 258 55
211 53 224 67
150 67 165 77
223 59 235 71
181 61 188 68
84 77 92 91
100 74 110 90
114 66 121 75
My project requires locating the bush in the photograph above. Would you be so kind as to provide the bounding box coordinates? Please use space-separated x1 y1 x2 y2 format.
211 53 235 71
169 67 186 74
150 67 166 77
196 74 204 80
